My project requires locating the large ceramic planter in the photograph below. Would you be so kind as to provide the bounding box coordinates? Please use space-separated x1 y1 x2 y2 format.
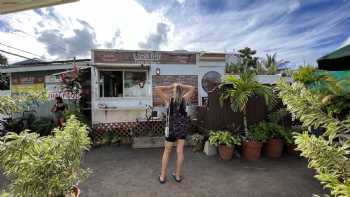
218 145 234 160
243 140 263 161
266 138 284 158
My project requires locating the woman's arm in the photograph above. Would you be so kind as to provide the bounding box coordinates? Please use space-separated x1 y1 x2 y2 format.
51 104 57 112
155 84 174 105
180 84 195 101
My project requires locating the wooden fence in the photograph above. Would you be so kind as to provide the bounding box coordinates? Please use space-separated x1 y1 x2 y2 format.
197 89 268 134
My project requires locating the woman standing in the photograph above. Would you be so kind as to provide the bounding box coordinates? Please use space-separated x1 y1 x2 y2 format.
155 83 195 184
51 96 66 128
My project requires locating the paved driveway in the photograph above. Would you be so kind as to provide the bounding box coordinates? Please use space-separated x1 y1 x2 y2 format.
76 146 324 197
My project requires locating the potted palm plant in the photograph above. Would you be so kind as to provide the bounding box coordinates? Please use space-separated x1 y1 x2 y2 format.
243 122 269 160
209 130 241 160
219 71 274 137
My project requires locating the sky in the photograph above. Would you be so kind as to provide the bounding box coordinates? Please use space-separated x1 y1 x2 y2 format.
0 0 350 67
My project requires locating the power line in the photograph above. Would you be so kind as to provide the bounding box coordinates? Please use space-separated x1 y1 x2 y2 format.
9 30 67 51
0 42 43 58
0 49 33 60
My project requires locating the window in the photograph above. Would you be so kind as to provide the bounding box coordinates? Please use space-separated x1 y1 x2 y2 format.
99 70 148 98
99 71 123 97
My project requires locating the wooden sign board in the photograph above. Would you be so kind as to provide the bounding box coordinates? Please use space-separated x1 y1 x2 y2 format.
93 50 197 65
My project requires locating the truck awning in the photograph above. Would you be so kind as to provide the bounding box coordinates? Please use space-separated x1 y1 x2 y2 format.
0 0 79 15
317 44 350 71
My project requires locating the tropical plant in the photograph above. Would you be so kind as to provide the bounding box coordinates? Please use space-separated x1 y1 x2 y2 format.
30 117 55 136
219 71 275 135
190 133 204 146
64 104 89 126
266 122 286 139
277 80 350 197
0 53 8 66
0 88 48 115
268 108 290 128
237 47 259 69
0 73 10 90
225 61 245 74
292 66 319 85
260 53 280 75
0 116 91 197
209 130 241 147
0 96 20 115
247 122 271 142
101 131 121 145
284 128 295 145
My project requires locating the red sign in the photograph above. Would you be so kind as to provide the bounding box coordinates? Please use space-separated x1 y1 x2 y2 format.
48 91 81 100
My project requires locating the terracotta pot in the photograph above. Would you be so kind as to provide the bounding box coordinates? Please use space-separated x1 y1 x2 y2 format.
243 140 263 161
218 145 234 160
266 139 284 158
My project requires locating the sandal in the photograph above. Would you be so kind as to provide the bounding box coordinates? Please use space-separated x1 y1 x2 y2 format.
159 176 166 184
171 173 182 183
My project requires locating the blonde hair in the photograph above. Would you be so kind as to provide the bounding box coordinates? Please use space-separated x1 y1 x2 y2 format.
173 84 183 103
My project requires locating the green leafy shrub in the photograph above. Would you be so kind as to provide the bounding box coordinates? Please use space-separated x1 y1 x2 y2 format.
64 104 89 126
30 117 55 136
100 131 121 145
0 88 48 115
190 133 204 146
209 131 241 147
0 116 91 197
277 80 350 197
295 133 350 197
247 122 270 142
292 66 318 85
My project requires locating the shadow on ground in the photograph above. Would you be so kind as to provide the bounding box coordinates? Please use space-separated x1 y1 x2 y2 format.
74 145 324 197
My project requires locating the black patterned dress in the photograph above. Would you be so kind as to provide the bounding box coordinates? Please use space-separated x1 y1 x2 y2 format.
165 98 189 142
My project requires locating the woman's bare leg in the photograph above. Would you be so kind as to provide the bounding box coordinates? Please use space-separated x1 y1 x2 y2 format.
160 141 173 181
175 139 185 179
59 117 65 128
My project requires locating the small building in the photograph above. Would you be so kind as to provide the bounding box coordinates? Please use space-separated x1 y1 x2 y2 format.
90 49 230 136
0 58 91 117
1 49 232 138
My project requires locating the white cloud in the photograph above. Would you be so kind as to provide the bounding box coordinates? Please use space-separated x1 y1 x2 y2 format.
288 0 301 13
160 0 350 66
0 0 169 63
0 0 349 66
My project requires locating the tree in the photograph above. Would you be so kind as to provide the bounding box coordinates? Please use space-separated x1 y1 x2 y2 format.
219 71 274 135
237 47 259 70
0 53 8 66
277 80 350 197
262 53 278 75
